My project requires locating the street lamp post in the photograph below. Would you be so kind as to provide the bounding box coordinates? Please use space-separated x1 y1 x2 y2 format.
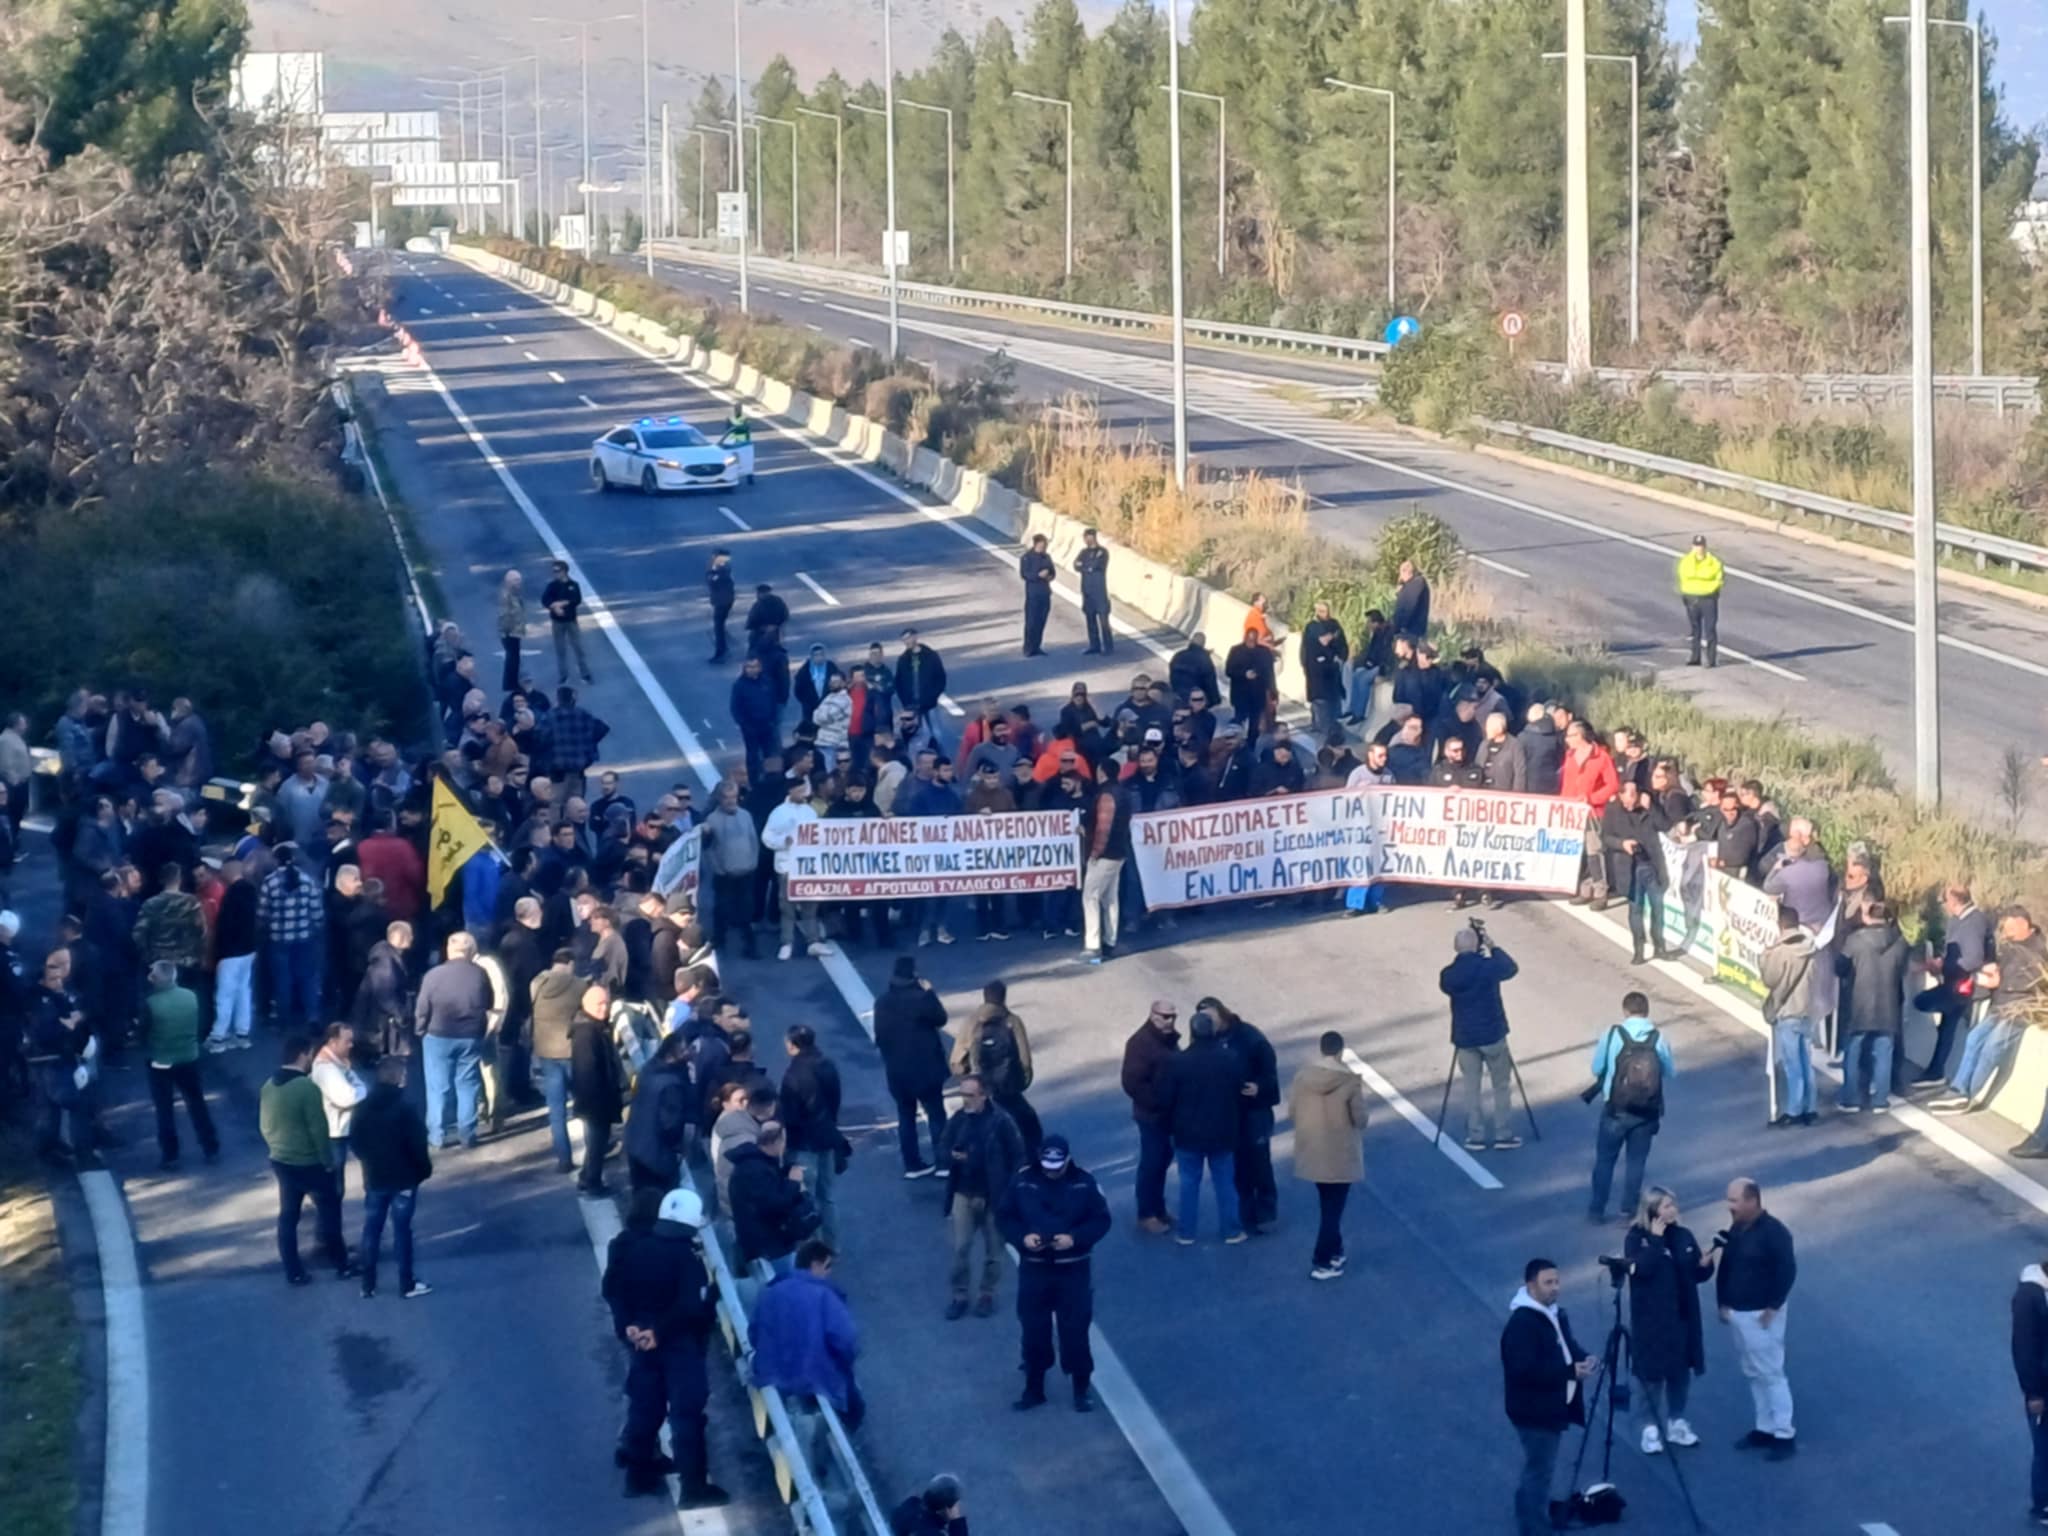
1886 13 1983 377
745 118 764 246
898 98 954 272
1562 0 1593 379
1542 50 1638 346
640 0 654 273
1323 77 1395 305
732 0 750 311
532 15 633 256
1165 3 1188 488
1011 90 1073 280
795 106 843 260
1158 84 1225 274
844 95 901 351
751 113 798 258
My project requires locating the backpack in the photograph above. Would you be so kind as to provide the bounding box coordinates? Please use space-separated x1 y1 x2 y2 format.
975 1016 1025 1099
1605 1026 1664 1119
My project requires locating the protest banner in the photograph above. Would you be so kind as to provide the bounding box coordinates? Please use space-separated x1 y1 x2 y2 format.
784 810 1080 900
653 821 702 900
1130 786 1589 910
1654 835 1806 1004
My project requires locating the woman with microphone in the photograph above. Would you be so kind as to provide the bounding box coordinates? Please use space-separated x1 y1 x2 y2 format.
1624 1185 1716 1454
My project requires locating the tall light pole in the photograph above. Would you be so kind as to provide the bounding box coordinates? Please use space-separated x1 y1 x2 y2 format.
1886 13 1983 377
745 118 764 245
533 15 633 256
846 89 901 353
796 106 843 260
661 103 673 236
1159 84 1225 274
1012 90 1073 280
751 114 798 257
732 0 750 312
1562 0 1593 378
1908 0 1942 802
1165 1 1189 488
639 0 654 274
1323 77 1395 305
899 98 954 272
688 123 736 236
1543 50 1637 346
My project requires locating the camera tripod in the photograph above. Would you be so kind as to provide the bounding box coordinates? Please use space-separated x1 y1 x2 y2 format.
1431 1046 1541 1149
1563 1266 1707 1532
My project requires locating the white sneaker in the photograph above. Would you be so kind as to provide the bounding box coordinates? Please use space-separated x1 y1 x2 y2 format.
777 943 793 961
205 1038 231 1055
1665 1418 1699 1447
936 927 956 945
805 942 830 957
233 1035 254 1050
1640 1425 1663 1455
1309 1264 1341 1281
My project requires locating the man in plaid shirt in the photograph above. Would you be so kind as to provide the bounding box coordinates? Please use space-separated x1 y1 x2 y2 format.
259 849 326 1031
540 686 610 803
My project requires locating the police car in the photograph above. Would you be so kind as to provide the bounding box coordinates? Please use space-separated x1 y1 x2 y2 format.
589 417 741 494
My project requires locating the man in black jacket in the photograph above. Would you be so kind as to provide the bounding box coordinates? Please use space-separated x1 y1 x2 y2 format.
602 1186 728 1509
895 628 949 742
1300 601 1349 745
727 1121 810 1269
351 1055 433 1299
1075 528 1112 654
542 559 594 686
1209 998 1279 1234
2011 1256 2048 1523
1604 779 1673 964
1169 634 1219 709
873 957 949 1177
493 898 546 1109
625 1034 693 1193
1120 1002 1181 1235
1160 1009 1245 1244
1440 929 1521 1151
938 1074 1025 1320
706 550 736 662
1018 534 1054 657
780 1025 844 1246
1717 1177 1798 1458
1502 1258 1595 1536
995 1134 1111 1411
744 582 790 645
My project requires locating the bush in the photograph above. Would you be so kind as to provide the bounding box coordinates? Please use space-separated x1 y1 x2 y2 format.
863 376 931 435
1372 508 1465 587
1376 324 1510 431
0 469 431 765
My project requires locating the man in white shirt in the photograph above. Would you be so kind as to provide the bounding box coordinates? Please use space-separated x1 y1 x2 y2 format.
760 776 826 961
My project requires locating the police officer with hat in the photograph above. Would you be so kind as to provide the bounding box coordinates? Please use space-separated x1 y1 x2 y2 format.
995 1132 1112 1411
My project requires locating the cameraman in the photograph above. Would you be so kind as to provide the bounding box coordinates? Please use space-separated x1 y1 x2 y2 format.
1439 925 1522 1152
1621 1186 1714 1454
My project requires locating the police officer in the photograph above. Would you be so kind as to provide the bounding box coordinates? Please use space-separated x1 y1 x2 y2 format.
1675 534 1723 668
995 1132 1111 1411
1018 534 1055 658
722 404 756 484
706 549 736 663
1075 528 1112 655
601 1186 729 1509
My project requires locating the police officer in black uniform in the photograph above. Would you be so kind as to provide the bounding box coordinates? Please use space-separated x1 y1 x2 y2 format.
601 1186 729 1509
1075 529 1112 654
1018 534 1055 658
995 1132 1112 1412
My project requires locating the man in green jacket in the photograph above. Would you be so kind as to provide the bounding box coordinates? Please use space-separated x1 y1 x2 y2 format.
144 961 218 1168
260 1032 353 1284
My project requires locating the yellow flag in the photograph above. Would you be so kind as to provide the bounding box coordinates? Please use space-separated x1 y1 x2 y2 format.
428 776 493 907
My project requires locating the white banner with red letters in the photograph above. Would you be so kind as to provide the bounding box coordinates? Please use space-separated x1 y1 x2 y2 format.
1131 786 1591 910
784 810 1080 900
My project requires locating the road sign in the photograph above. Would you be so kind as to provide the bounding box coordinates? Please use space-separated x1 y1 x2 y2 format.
1499 310 1526 340
884 228 909 270
716 192 747 240
1383 316 1421 347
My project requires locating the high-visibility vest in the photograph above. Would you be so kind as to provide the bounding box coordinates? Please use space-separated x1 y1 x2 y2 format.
1676 550 1724 597
725 412 751 445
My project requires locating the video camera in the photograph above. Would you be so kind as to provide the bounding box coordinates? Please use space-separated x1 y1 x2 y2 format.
1466 914 1490 950
1596 1254 1633 1287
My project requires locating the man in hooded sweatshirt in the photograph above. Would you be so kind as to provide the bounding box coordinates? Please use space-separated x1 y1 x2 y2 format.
1502 1258 1595 1536
1758 908 1819 1127
2010 1250 2048 1524
1288 1030 1368 1281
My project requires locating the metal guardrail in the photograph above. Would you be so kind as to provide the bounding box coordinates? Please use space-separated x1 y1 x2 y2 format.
1480 418 2048 574
646 241 1392 361
651 241 2041 415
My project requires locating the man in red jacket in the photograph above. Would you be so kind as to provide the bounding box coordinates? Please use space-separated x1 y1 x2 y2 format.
356 809 426 922
1559 721 1619 907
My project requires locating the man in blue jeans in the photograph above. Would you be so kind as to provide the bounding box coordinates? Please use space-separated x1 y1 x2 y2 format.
1759 910 1818 1127
258 851 325 1031
1502 1258 1595 1536
1587 991 1674 1223
1160 1007 1244 1245
1933 908 2048 1119
528 947 583 1170
413 931 495 1150
350 1054 433 1299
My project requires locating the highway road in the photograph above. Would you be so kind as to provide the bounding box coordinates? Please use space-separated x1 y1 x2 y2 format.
637 252 2048 832
331 250 2048 1536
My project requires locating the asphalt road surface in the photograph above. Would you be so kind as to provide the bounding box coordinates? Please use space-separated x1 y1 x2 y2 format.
348 251 2048 1536
635 251 2048 834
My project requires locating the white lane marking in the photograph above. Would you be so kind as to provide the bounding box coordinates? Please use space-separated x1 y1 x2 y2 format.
82 1169 149 1536
523 349 540 362
418 307 434 315
804 322 824 332
1340 1050 1503 1192
808 952 1240 1536
801 290 823 300
502 335 517 346
1860 1526 1901 1535
1717 646 1805 683
548 369 567 384
824 303 876 322
772 288 794 297
575 1170 733 1536
484 321 497 330
935 326 2048 684
720 506 752 531
936 692 967 717
1472 554 1530 581
1557 903 2048 1222
578 394 603 411
524 290 1180 663
405 344 722 796
795 571 839 606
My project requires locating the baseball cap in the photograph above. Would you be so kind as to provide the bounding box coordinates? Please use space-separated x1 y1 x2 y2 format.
1142 727 1165 746
1692 534 1708 546
1038 1134 1071 1171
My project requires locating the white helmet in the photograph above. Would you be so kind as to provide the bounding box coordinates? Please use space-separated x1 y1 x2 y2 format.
658 1188 707 1229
